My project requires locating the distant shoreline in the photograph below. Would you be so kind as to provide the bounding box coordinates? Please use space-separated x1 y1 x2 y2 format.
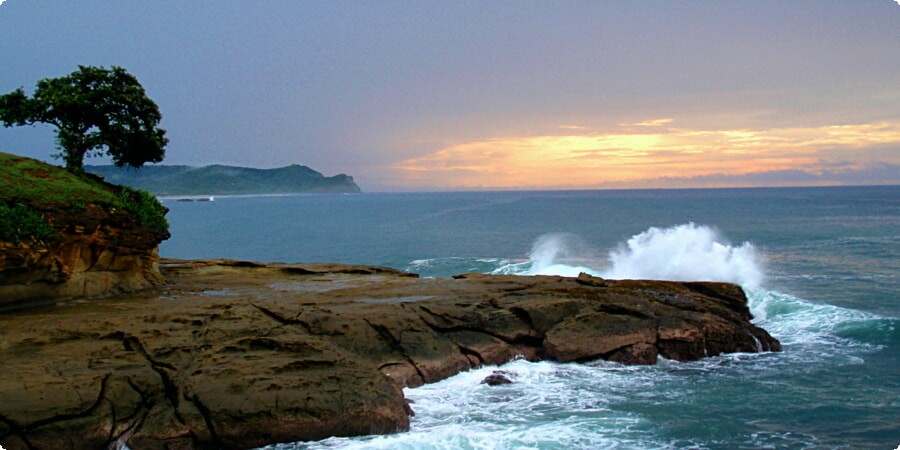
157 191 361 201
87 163 362 196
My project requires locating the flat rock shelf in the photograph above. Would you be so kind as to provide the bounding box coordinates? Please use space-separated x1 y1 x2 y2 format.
0 259 780 450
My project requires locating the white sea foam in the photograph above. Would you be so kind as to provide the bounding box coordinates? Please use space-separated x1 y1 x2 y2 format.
524 233 602 277
267 359 674 450
509 224 764 289
601 223 764 288
746 288 889 349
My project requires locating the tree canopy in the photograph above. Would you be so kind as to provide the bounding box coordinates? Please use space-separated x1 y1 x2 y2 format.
0 65 168 171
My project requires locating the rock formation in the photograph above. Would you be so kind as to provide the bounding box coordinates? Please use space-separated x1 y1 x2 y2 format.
481 371 515 386
0 260 780 450
0 204 169 308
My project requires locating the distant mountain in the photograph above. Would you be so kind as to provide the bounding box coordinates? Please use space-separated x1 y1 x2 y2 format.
86 164 361 196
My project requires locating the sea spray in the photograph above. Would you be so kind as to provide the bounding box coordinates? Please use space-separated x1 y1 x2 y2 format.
602 223 764 288
513 224 764 289
523 233 601 277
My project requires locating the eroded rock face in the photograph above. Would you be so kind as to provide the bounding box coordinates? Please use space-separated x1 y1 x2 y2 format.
0 260 780 450
0 204 168 307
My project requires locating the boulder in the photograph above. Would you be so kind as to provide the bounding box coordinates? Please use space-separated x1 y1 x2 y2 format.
481 371 515 386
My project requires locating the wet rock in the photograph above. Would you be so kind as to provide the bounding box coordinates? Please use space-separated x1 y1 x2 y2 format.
543 312 658 363
481 370 515 386
576 272 607 287
0 259 780 450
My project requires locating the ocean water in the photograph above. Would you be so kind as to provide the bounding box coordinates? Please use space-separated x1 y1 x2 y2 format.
159 186 899 449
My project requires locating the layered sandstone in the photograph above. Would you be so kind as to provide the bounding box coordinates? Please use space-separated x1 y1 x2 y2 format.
0 203 169 308
0 259 780 450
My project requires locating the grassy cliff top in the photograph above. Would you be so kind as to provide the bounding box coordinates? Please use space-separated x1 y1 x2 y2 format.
0 152 168 241
0 151 121 206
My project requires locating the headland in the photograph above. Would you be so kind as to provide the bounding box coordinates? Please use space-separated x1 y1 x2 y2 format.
0 153 780 449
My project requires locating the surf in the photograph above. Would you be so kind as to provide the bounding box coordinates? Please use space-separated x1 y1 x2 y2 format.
260 222 894 450
488 223 763 288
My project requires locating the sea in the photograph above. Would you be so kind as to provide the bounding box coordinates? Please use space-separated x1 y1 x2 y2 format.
158 186 898 450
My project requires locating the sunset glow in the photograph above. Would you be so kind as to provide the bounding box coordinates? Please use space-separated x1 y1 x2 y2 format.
1 2 897 191
392 120 900 189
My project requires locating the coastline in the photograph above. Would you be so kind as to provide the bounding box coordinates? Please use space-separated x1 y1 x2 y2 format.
156 191 361 201
0 259 779 450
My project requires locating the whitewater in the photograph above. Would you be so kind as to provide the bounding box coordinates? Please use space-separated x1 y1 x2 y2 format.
158 187 898 449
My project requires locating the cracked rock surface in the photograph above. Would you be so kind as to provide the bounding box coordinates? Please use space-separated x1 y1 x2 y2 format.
0 259 780 449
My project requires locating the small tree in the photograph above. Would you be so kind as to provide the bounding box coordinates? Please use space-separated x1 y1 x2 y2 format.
0 65 168 172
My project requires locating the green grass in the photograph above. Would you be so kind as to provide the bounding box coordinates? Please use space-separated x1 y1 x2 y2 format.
0 203 57 243
118 186 169 232
0 151 121 206
0 151 168 240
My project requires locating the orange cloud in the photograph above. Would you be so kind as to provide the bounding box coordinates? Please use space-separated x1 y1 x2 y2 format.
391 120 900 189
624 118 674 127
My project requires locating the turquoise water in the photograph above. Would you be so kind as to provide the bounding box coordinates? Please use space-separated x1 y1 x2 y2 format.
159 186 899 449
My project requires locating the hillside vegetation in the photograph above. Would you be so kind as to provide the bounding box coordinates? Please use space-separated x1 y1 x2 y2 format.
0 152 167 242
87 163 361 196
1 152 121 206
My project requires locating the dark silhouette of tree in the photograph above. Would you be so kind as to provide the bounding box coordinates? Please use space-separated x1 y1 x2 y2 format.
0 65 167 171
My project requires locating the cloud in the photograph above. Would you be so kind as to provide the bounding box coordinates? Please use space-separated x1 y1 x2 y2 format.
390 120 900 189
640 162 899 188
624 118 674 127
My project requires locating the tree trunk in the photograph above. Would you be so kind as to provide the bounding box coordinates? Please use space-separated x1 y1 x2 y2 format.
56 127 88 172
64 148 86 172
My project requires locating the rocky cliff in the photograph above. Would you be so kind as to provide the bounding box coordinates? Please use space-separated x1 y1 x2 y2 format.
0 152 170 308
0 259 780 450
0 203 169 308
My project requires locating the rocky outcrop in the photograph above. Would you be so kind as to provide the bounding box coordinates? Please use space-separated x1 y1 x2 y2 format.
481 371 515 386
0 260 780 450
0 204 168 308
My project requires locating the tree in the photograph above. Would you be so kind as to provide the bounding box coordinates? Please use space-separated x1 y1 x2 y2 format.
0 65 167 172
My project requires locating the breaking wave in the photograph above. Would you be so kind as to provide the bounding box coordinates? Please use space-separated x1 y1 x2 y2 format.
266 222 895 450
492 223 763 289
601 223 763 288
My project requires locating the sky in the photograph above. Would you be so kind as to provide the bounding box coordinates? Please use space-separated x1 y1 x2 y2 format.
0 1 898 191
